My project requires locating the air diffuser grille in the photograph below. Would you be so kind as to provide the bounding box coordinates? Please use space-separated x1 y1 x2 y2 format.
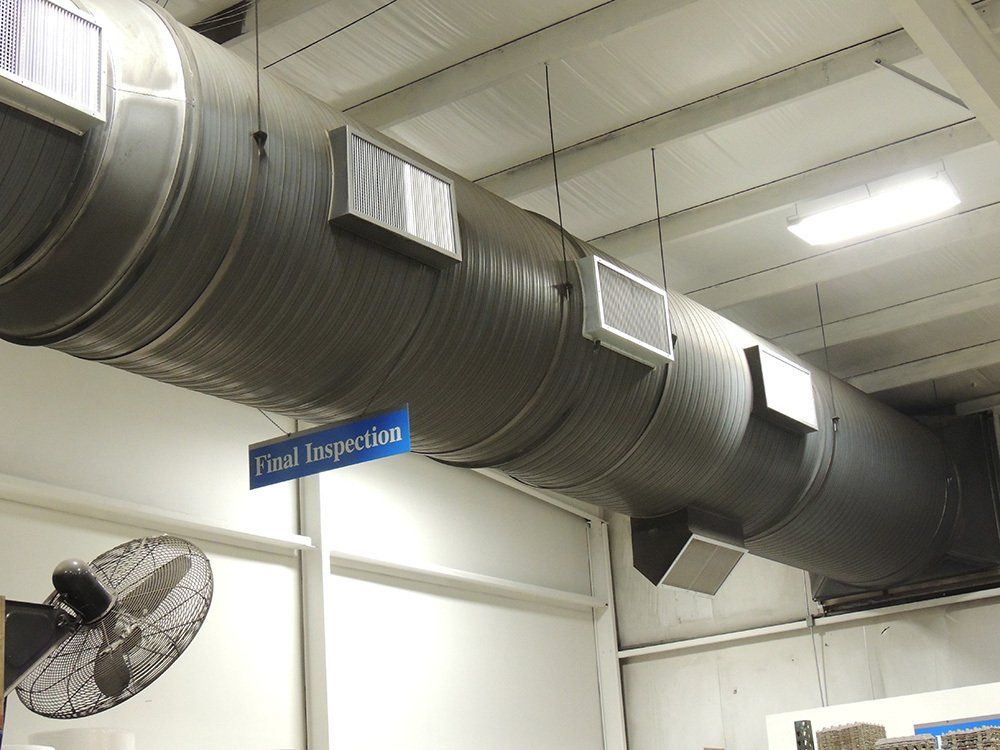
578 255 673 367
0 0 103 131
330 126 461 267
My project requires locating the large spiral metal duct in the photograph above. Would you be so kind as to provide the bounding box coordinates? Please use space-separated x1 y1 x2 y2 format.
0 0 964 587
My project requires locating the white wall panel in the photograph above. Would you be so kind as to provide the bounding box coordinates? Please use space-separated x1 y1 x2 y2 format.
619 594 1000 750
327 574 603 750
0 341 297 535
323 454 593 595
318 454 605 750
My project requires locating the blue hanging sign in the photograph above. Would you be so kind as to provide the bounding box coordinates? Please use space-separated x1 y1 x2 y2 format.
249 406 411 489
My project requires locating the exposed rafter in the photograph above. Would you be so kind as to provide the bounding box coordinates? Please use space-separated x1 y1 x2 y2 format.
955 391 1000 414
774 276 1000 354
848 338 1000 392
690 198 1000 310
345 0 699 129
477 2 998 198
888 0 1000 144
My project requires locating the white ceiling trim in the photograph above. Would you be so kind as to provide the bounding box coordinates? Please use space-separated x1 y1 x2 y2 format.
345 0 699 128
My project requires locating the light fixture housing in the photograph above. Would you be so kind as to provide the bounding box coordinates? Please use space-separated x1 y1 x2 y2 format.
787 171 960 246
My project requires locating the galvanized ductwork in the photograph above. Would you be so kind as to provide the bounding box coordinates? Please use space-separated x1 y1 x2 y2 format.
0 0 970 588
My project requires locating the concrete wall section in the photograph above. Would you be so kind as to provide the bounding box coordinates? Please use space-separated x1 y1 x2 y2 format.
611 512 1000 750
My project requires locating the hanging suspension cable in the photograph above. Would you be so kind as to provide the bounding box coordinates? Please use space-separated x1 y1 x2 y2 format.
650 147 669 291
544 63 571 299
815 283 840 428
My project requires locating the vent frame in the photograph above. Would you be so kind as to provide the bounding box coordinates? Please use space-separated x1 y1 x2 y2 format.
577 254 674 367
328 124 462 268
0 0 105 134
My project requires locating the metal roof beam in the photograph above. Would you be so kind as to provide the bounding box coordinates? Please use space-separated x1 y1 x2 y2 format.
345 0 699 129
888 0 1000 145
773 276 1000 354
847 338 1000 392
478 3 999 198
688 197 1000 311
593 118 990 274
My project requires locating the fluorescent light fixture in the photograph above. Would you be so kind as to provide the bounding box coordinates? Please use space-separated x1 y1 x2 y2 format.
787 173 960 246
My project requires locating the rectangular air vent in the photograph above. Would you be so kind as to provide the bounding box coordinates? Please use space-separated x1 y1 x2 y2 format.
745 345 818 433
577 255 673 367
631 509 745 596
329 125 461 268
0 0 104 133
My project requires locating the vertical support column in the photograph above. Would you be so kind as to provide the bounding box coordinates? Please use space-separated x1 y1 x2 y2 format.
589 520 628 750
299 475 331 750
1 595 6 744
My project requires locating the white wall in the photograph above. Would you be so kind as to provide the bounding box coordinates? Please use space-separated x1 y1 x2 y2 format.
315 454 607 750
608 512 1000 750
0 341 305 749
1 341 613 750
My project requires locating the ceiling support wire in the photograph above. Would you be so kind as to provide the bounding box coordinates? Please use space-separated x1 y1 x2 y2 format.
258 408 289 436
544 63 572 300
263 0 400 70
252 0 267 150
815 283 840 429
650 147 669 291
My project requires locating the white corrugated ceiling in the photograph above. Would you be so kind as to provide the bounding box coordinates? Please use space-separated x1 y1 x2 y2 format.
176 0 1000 414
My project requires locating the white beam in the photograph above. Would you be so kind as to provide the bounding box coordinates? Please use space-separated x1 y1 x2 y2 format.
955 390 1000 414
888 0 1000 144
330 550 607 611
478 7 1000 198
595 119 989 259
847 337 1000 392
346 0 699 129
774 276 1000 354
588 520 629 750
618 585 1000 661
687 199 1000 310
0 472 313 555
299 475 333 750
480 32 933 196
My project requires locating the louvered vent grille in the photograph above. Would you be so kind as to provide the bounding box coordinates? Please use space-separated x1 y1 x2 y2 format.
598 261 670 353
0 0 103 125
330 126 461 267
578 255 673 367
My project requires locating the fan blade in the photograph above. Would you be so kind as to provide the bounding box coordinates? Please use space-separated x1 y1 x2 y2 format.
118 555 191 617
94 647 131 698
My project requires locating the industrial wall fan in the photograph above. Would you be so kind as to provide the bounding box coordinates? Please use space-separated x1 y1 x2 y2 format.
1 535 213 727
